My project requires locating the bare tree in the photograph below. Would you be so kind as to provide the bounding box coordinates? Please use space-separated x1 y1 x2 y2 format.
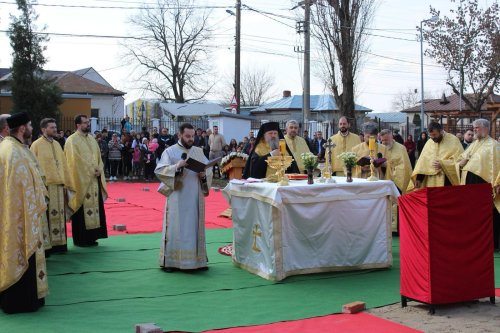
240 67 278 106
311 0 377 129
422 0 499 113
124 0 214 103
391 88 420 111
219 67 278 107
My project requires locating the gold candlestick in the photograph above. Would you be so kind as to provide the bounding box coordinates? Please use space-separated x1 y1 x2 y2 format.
367 136 379 181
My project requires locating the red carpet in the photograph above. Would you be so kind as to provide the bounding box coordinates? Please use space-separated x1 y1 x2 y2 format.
496 289 500 297
66 182 231 237
203 313 422 333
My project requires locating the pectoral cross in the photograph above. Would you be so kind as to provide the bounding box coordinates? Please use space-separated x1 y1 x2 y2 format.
323 138 336 176
252 224 262 253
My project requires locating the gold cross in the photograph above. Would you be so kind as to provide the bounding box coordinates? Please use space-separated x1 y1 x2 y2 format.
252 224 262 253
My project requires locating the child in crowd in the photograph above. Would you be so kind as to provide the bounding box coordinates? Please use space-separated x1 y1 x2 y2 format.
132 146 142 179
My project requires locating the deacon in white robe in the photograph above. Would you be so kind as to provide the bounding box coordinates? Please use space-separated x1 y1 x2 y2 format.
155 123 213 272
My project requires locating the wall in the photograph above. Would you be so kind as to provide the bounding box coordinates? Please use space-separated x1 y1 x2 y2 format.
209 116 251 143
91 95 116 118
60 98 91 118
0 95 13 114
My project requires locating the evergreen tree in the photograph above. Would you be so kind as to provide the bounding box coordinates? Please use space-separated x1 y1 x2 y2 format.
8 0 62 135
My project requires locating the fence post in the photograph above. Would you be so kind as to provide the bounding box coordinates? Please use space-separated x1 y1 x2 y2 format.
90 117 98 132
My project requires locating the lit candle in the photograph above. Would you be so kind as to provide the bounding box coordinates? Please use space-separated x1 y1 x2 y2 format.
368 136 376 151
279 139 286 155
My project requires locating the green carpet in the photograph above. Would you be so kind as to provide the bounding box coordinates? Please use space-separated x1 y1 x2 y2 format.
1 229 499 332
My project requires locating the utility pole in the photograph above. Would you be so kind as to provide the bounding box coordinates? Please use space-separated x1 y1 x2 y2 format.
235 0 241 114
303 0 311 133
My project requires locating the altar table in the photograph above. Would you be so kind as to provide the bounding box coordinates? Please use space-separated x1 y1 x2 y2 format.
223 178 400 281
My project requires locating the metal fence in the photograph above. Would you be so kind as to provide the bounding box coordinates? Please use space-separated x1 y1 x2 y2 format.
57 116 209 135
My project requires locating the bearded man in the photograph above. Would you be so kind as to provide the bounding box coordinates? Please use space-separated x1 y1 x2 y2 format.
457 119 500 249
0 112 48 313
329 116 361 176
155 123 213 272
64 115 108 247
242 122 299 179
30 118 71 254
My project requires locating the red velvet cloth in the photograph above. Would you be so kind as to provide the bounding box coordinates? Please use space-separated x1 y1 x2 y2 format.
203 313 422 333
399 184 495 304
67 182 232 237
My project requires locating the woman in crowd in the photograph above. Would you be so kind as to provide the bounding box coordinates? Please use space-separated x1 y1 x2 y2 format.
416 131 428 158
108 133 123 181
404 135 417 168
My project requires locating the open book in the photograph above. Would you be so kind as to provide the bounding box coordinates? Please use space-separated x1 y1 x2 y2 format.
185 156 222 173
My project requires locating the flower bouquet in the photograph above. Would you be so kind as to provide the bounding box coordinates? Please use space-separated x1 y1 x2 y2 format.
337 152 357 182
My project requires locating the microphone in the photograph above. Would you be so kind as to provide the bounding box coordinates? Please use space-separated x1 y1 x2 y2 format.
377 152 383 159
177 152 187 175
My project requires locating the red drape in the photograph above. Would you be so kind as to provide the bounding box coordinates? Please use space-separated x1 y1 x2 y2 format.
399 184 494 304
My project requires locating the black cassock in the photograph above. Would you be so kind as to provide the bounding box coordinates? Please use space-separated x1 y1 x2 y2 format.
242 146 300 179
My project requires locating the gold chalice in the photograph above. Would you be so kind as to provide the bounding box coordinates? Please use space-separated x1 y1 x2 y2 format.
266 155 294 186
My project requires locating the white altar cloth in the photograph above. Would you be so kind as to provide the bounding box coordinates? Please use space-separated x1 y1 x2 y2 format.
223 177 400 281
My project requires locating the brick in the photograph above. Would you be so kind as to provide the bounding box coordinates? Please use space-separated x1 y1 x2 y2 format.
135 323 163 333
342 301 366 314
112 224 126 231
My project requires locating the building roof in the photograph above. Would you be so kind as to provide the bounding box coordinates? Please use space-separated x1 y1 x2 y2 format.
367 112 407 123
251 94 372 113
160 103 254 120
54 72 125 96
400 93 497 113
0 67 124 96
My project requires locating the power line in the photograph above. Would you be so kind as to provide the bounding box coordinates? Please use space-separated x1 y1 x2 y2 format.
0 1 230 10
242 4 296 29
361 50 442 68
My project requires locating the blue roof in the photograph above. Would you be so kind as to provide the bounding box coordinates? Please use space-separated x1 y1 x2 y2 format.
368 112 407 123
251 94 372 113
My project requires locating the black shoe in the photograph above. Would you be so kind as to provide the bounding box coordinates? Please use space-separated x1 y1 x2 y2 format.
161 267 177 273
75 241 98 247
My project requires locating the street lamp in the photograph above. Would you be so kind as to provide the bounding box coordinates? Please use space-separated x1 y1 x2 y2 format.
420 15 439 132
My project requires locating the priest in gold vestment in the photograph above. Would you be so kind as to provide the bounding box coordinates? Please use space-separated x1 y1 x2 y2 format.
65 115 108 247
31 118 71 254
0 114 9 143
329 116 361 176
457 119 500 249
380 129 413 233
284 119 310 173
242 122 299 179
409 122 464 190
352 123 387 179
0 112 48 314
380 129 412 194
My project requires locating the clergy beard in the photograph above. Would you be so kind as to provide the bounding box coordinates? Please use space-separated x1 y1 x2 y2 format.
180 137 193 149
340 127 348 133
82 126 91 133
431 135 443 143
267 137 279 150
473 133 484 140
23 128 32 141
